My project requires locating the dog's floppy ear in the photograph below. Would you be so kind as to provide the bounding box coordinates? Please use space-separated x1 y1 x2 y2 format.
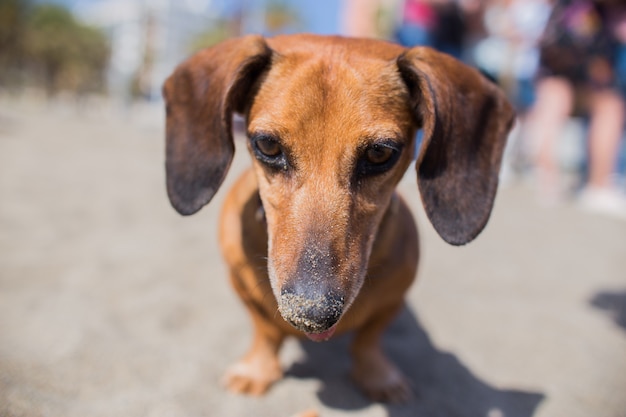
397 47 515 246
163 35 272 215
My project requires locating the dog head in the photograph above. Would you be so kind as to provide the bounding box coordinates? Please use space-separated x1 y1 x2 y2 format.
163 34 514 337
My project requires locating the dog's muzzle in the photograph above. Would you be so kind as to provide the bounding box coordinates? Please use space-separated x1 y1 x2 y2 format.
278 290 344 336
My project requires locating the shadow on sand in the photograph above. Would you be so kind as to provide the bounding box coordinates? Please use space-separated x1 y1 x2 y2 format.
285 306 544 417
590 290 626 332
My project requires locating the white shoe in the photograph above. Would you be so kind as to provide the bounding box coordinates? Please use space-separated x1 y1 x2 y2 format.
578 187 626 220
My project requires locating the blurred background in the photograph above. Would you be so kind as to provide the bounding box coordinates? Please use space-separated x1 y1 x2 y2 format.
1 1 625 417
2 0 626 209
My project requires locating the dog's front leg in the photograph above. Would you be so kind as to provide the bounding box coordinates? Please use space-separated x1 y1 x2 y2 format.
222 281 286 396
349 303 412 403
218 171 286 395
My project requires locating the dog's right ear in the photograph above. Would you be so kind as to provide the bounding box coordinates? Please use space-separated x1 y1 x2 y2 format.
163 35 272 215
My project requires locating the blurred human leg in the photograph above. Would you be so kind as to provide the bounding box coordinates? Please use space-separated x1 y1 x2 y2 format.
341 0 381 38
587 89 625 189
578 88 626 217
529 76 574 201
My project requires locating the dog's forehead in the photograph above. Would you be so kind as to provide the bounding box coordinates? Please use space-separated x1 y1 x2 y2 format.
267 34 405 60
248 36 412 146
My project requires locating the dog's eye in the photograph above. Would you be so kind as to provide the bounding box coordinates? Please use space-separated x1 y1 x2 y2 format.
365 145 394 165
357 142 402 176
255 136 282 157
250 134 289 170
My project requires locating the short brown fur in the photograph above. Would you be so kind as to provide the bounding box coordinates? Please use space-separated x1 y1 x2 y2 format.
163 34 514 402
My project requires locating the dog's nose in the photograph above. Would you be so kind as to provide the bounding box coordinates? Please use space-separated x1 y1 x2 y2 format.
278 289 344 334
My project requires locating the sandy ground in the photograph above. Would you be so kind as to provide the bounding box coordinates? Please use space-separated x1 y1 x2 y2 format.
1 98 625 417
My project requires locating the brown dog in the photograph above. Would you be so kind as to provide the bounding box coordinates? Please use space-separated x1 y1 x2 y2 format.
163 34 514 403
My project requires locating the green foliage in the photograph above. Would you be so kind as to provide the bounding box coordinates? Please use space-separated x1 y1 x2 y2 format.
189 20 235 52
190 0 301 52
0 2 110 96
0 0 30 51
25 4 110 96
265 1 300 33
0 0 32 86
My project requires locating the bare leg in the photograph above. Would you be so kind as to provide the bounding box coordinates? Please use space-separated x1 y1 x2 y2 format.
587 89 625 189
528 77 575 201
578 88 626 217
350 303 411 403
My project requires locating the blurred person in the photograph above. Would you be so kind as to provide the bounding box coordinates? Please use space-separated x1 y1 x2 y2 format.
472 0 552 181
431 0 466 57
341 0 383 38
458 0 489 54
395 0 438 47
394 0 465 58
474 0 551 111
611 6 626 185
526 0 626 217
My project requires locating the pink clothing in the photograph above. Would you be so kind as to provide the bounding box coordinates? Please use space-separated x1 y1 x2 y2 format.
403 0 437 29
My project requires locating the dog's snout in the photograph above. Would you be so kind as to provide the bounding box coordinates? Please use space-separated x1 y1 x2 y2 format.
277 246 346 333
279 289 344 334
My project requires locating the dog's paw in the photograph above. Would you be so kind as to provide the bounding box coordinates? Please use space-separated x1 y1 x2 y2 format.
355 372 412 403
351 351 413 403
222 357 283 396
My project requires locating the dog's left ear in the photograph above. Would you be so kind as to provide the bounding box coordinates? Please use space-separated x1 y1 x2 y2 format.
397 47 515 246
163 35 272 215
